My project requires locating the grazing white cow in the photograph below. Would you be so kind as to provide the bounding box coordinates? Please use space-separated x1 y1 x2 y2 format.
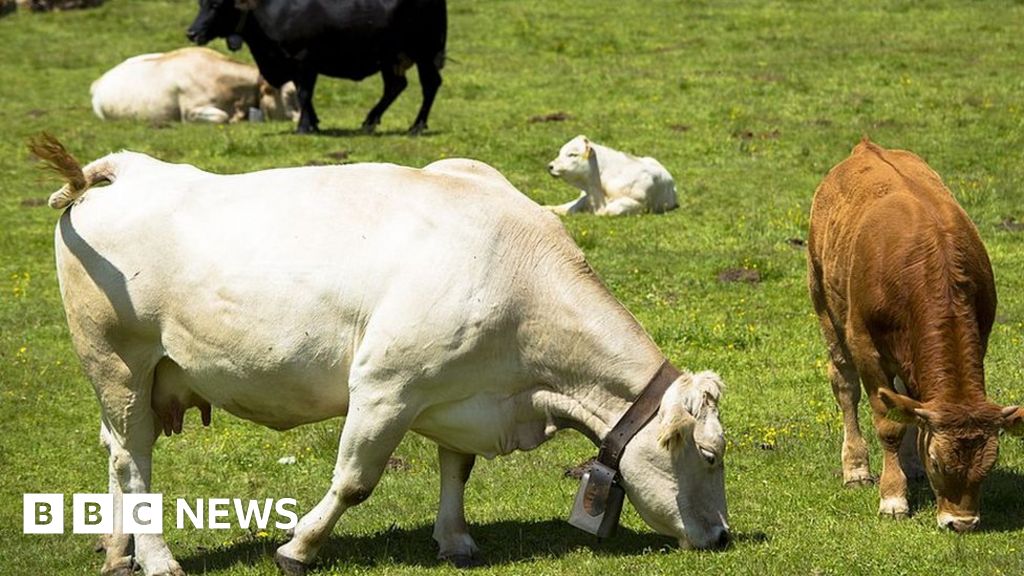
90 47 299 124
33 136 729 576
546 135 678 216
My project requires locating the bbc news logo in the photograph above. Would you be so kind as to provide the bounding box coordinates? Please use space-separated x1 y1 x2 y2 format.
24 494 298 534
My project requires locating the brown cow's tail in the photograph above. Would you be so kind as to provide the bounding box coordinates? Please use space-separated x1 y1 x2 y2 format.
27 133 116 209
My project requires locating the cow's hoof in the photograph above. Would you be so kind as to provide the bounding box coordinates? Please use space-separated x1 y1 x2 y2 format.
361 122 378 134
100 556 134 576
445 553 484 569
879 497 910 519
407 123 427 136
274 551 310 576
296 125 319 135
843 475 876 488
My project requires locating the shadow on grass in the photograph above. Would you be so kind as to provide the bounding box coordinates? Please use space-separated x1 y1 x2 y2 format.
265 127 443 138
178 518 756 573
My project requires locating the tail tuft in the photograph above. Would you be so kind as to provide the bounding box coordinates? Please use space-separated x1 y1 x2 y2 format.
27 133 91 209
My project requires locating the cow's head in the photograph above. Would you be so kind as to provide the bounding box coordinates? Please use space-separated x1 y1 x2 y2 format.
880 388 1024 532
618 371 730 550
187 0 254 50
547 135 595 187
258 78 300 122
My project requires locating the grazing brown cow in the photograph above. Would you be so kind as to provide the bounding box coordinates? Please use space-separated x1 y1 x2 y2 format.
807 138 1024 532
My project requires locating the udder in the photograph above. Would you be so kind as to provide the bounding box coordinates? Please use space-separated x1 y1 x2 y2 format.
153 358 211 436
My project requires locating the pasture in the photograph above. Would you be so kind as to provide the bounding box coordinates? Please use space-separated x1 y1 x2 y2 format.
2 0 1023 574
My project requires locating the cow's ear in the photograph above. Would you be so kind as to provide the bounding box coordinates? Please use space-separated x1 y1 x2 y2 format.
657 376 703 452
657 400 695 453
1001 405 1024 436
878 388 931 425
581 138 592 161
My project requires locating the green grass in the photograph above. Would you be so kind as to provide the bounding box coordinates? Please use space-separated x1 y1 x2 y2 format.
2 0 1024 574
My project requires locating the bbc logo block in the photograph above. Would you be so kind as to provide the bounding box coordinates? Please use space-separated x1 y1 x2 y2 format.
24 494 64 534
24 493 161 534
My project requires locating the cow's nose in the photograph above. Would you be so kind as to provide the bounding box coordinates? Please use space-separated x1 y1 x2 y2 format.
943 517 979 534
186 29 198 42
711 528 732 550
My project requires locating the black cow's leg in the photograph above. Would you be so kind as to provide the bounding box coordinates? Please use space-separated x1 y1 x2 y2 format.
409 59 442 135
295 71 320 134
362 67 408 133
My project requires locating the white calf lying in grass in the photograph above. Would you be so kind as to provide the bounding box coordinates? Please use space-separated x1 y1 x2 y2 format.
546 135 678 216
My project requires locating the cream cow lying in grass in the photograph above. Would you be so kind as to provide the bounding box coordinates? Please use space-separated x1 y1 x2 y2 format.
90 47 299 124
546 135 678 216
32 135 729 576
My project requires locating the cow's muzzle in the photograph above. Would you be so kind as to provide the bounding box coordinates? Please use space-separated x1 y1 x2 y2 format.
941 515 979 534
186 28 206 45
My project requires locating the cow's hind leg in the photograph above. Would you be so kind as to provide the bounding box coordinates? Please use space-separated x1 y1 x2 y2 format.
98 422 135 576
275 392 416 575
408 59 442 135
361 67 408 134
434 447 480 567
105 406 181 574
294 70 320 134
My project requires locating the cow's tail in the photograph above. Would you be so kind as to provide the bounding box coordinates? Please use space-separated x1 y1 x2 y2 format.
28 133 116 209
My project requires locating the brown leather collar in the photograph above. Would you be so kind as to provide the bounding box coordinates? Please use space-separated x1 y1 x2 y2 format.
596 359 681 471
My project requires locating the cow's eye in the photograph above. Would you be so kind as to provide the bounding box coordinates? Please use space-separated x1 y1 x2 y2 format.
698 446 717 466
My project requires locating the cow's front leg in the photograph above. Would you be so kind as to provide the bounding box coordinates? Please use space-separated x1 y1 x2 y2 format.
434 447 480 567
828 361 873 487
275 396 416 575
859 361 910 519
870 409 910 518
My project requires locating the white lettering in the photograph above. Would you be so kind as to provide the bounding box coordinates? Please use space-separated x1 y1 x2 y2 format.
275 498 298 530
176 498 203 529
207 498 230 529
233 498 273 530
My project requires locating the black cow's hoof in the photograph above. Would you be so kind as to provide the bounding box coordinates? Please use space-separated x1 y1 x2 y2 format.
361 121 378 134
445 554 484 569
274 551 310 576
296 125 319 135
407 123 427 136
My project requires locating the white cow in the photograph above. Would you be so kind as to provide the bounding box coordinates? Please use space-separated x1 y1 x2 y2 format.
35 137 728 576
90 47 299 124
546 135 679 216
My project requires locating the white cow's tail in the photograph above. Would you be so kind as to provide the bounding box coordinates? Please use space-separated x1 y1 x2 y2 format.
27 133 116 209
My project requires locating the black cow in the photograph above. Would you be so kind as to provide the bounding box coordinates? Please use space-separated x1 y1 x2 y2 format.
187 0 447 135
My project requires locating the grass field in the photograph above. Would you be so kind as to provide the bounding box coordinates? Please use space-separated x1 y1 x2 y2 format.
2 1 1024 574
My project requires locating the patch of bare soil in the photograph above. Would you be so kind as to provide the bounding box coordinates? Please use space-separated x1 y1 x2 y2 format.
529 112 571 123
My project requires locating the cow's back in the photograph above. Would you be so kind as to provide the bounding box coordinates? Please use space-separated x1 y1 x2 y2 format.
259 0 446 79
808 139 995 352
56 156 574 430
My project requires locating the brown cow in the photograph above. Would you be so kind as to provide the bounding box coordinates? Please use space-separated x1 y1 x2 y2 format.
807 138 1024 532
